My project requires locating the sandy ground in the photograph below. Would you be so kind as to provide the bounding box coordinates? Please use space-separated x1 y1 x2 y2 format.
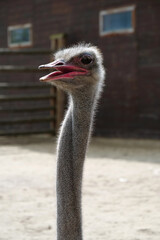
0 136 160 240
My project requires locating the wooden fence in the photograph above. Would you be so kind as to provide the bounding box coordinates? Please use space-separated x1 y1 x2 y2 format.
0 34 66 136
0 48 57 135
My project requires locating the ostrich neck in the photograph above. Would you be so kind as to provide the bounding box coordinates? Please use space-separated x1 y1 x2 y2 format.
56 86 97 240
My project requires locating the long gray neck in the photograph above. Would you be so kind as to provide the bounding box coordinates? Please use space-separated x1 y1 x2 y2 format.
56 86 97 240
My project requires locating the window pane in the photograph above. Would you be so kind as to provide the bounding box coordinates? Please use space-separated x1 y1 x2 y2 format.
10 28 30 44
102 10 132 33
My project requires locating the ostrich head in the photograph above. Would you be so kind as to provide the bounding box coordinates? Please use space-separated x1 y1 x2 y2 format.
39 43 105 93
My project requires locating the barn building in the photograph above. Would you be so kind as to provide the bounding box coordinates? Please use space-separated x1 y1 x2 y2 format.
0 0 160 137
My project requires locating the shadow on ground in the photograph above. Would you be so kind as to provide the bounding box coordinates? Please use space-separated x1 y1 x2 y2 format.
0 135 160 164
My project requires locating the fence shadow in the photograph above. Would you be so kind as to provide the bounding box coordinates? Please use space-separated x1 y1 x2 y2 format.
0 136 160 164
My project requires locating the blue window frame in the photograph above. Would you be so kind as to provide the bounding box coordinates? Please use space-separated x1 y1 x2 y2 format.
100 6 135 36
8 24 32 47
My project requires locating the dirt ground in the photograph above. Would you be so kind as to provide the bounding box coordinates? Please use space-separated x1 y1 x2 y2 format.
0 135 160 240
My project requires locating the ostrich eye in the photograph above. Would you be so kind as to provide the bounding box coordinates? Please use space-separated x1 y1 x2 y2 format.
80 54 93 65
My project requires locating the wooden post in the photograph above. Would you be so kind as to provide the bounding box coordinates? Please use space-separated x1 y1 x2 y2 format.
50 33 66 134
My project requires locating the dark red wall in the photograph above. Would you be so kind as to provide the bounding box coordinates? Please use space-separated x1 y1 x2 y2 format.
0 0 160 137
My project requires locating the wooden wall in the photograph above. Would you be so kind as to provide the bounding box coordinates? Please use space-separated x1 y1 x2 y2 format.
0 0 160 137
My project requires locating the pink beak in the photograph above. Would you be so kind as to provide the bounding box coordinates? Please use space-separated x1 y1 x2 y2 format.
38 60 89 82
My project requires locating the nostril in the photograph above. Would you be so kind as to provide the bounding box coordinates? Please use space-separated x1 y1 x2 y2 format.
55 60 65 66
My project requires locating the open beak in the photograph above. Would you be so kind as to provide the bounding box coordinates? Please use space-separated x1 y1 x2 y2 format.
38 60 89 82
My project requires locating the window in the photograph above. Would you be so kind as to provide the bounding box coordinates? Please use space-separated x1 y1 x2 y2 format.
100 6 135 36
8 24 32 47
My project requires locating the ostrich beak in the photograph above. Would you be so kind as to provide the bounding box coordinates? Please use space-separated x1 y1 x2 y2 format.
38 60 89 82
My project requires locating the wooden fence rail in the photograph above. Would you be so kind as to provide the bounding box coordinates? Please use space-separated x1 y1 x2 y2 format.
0 65 42 72
0 82 49 88
0 94 55 101
0 116 55 124
0 106 55 112
0 129 55 136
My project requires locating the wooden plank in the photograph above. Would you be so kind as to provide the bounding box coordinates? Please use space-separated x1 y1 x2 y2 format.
0 129 55 136
0 116 55 124
0 48 53 55
49 87 56 131
0 65 42 72
0 82 50 88
56 89 66 131
49 34 66 132
50 34 66 134
0 94 55 101
56 37 66 131
0 106 55 112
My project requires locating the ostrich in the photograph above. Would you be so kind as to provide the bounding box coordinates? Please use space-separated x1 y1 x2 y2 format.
39 43 105 240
